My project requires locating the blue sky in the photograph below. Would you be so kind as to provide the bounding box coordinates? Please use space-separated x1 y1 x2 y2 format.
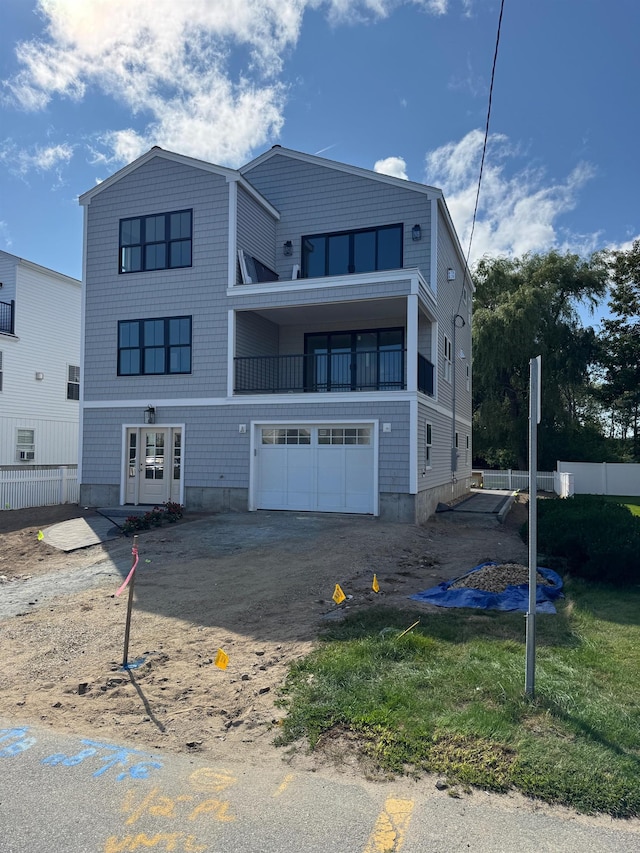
1 0 638 325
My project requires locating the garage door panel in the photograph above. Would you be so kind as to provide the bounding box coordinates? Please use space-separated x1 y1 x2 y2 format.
255 425 375 514
316 446 346 511
257 446 289 508
344 447 375 512
285 446 315 509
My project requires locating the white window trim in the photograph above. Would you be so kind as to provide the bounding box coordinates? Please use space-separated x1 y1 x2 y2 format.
67 364 80 401
17 428 35 462
444 334 452 383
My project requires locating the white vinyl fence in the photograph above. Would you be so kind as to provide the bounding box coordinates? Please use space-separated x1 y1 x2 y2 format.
0 465 79 510
476 469 556 492
556 461 640 496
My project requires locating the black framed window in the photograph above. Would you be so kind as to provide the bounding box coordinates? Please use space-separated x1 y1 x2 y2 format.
119 210 192 273
118 316 192 376
301 224 402 278
305 327 404 391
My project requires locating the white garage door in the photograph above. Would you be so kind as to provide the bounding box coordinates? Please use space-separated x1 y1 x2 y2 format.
255 425 375 514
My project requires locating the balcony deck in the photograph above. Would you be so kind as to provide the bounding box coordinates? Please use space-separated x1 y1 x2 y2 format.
234 350 434 396
0 300 15 335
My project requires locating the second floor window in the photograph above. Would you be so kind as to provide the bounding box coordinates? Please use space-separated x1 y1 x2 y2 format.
444 334 453 383
118 316 192 376
302 224 403 278
119 210 192 273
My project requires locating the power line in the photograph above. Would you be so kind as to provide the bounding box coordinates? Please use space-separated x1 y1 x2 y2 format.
465 0 506 268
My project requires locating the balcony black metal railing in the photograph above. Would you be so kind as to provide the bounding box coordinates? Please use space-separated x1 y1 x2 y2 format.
0 300 15 335
235 350 435 396
418 352 434 396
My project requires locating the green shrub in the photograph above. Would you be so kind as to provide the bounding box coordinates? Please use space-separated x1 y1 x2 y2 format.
120 502 184 534
525 495 640 585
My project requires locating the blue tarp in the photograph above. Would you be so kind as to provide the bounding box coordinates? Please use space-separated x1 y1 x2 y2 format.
409 562 564 613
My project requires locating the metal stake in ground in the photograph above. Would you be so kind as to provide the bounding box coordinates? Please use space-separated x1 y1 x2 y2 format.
120 535 139 669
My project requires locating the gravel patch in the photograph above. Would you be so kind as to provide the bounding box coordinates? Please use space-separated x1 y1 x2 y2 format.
451 563 555 594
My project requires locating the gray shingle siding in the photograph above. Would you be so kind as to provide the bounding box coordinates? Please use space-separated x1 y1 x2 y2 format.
81 147 471 521
236 312 279 357
236 185 277 280
84 157 230 401
82 400 410 494
243 155 431 283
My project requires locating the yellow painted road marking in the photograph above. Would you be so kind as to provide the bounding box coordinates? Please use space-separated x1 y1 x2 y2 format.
363 797 414 853
272 773 295 797
188 768 237 793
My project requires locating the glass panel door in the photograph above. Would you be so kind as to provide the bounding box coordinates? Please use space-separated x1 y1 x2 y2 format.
139 430 167 503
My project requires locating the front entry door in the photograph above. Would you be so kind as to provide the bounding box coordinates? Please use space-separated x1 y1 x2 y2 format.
139 429 168 504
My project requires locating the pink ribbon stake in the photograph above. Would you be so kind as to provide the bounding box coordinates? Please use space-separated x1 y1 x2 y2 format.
116 545 139 597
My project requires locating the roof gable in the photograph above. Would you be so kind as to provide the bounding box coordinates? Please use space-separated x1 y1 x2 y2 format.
241 145 442 200
78 147 279 218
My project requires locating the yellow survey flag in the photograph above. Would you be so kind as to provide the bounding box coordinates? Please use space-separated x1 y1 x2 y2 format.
372 574 380 593
37 530 44 541
333 583 346 605
214 649 229 670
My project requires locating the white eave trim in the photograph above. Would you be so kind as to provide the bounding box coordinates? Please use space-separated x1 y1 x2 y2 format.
228 175 280 219
79 147 241 206
0 250 81 287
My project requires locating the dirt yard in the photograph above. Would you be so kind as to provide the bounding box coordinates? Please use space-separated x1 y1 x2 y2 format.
0 500 528 766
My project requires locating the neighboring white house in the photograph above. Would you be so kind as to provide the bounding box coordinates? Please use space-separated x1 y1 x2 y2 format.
78 146 473 522
0 250 81 467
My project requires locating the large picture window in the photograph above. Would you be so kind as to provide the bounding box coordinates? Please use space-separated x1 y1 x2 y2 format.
302 224 402 278
119 210 192 273
118 316 192 376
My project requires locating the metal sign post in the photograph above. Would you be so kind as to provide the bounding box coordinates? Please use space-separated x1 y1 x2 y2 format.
525 356 541 697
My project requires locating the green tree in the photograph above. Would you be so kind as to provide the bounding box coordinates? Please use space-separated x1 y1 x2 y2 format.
598 240 640 459
472 251 608 469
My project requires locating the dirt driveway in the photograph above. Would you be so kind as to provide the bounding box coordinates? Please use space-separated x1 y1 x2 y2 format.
0 503 528 766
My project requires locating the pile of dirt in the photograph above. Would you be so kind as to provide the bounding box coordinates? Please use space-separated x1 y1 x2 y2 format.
450 563 555 593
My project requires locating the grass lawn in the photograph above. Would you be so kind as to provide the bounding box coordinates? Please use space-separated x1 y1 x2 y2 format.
276 580 640 817
603 495 640 517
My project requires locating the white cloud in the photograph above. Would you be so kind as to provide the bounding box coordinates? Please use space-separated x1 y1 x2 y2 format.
0 220 12 249
374 156 408 180
0 141 74 178
425 130 599 263
3 1 456 169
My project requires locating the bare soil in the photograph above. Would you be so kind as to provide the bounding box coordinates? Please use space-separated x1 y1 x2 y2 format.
0 499 528 766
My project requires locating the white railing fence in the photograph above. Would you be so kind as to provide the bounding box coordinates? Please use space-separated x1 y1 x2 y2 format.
557 461 640 497
475 469 556 492
0 466 79 510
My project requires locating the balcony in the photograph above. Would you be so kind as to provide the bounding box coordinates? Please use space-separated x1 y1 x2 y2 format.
0 300 15 335
234 350 434 396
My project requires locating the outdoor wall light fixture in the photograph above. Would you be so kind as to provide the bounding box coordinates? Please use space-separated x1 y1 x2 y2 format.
144 405 156 424
447 268 456 280
35 371 44 381
411 224 422 241
283 240 293 256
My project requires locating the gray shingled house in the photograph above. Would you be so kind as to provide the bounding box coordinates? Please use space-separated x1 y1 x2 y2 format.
78 145 472 522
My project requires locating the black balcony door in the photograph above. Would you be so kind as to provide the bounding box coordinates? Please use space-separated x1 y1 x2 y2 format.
305 328 404 392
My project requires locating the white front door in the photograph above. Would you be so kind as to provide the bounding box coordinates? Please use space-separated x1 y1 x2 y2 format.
124 427 183 506
255 424 375 514
139 429 168 504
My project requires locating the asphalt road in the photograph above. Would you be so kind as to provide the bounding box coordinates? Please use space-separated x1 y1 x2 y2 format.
1 718 638 853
